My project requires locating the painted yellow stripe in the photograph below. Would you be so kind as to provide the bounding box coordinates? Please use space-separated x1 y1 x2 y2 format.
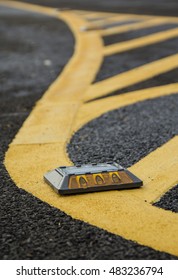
80 11 155 21
100 18 169 36
85 15 129 23
81 15 142 31
2 1 178 256
131 137 178 203
103 27 178 56
77 11 116 18
86 15 142 27
85 14 121 21
77 16 138 30
75 83 178 132
76 9 178 23
84 53 178 101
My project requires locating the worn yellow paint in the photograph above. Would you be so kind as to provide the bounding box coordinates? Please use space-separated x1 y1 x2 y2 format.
80 14 143 31
2 1 178 256
80 11 158 21
86 14 133 21
100 18 169 36
84 14 143 27
79 11 115 18
84 53 178 101
104 27 178 56
75 9 178 23
75 11 146 20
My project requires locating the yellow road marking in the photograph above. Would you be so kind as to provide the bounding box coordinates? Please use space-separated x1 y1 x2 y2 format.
80 11 159 21
131 137 178 203
2 1 178 256
75 11 118 19
85 14 131 21
84 53 178 101
75 83 178 131
100 18 170 36
85 14 143 27
104 27 178 56
76 9 178 23
81 14 143 31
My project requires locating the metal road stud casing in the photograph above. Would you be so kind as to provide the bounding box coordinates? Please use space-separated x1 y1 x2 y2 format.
44 162 143 195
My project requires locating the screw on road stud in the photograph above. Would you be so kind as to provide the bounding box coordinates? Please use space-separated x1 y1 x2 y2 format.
44 163 143 195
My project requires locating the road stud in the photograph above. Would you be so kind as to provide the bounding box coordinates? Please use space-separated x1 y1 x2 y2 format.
44 162 143 195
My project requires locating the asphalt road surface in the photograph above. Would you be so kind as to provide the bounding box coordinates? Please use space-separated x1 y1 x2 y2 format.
0 0 178 259
19 0 178 17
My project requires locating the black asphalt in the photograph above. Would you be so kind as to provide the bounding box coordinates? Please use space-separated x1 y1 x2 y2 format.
0 1 178 259
20 0 178 17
